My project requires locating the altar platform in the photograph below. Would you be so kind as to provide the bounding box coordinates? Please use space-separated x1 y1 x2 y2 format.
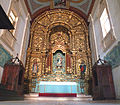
34 81 80 97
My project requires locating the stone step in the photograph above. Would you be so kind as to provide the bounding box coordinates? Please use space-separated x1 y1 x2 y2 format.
0 84 24 101
24 93 92 101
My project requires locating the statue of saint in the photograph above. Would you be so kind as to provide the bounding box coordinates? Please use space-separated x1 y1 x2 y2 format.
56 54 63 68
32 59 38 73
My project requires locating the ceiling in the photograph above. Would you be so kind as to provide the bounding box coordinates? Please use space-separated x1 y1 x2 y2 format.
24 0 95 21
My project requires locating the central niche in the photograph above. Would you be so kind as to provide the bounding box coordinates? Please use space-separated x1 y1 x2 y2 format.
53 50 65 73
49 25 70 74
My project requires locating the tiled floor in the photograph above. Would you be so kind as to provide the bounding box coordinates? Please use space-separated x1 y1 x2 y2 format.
0 96 120 105
0 99 120 105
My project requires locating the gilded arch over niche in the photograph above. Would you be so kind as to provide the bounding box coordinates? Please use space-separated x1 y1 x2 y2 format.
29 9 89 52
25 9 92 92
30 9 87 34
49 25 70 40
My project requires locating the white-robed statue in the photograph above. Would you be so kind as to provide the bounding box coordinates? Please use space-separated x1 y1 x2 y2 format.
57 54 63 68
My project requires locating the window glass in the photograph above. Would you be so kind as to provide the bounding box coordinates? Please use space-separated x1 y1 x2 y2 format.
100 8 111 38
9 11 17 33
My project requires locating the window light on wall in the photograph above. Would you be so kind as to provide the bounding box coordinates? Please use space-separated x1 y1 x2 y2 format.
9 11 16 26
8 10 18 33
100 8 111 38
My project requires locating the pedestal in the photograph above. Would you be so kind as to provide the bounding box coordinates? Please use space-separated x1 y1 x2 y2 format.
1 64 25 95
92 64 115 100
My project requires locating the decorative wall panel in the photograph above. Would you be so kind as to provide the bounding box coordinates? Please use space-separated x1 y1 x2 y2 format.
0 45 12 67
104 41 120 69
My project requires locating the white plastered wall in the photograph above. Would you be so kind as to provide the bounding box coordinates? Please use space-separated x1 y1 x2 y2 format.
89 0 120 99
0 0 30 83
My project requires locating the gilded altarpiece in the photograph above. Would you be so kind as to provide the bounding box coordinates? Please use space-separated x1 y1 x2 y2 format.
24 9 92 94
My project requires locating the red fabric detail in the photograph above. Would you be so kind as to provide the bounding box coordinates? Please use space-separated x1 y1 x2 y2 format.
66 54 71 68
50 53 52 70
39 93 77 97
69 55 71 68
66 54 68 68
81 66 84 72
47 55 49 67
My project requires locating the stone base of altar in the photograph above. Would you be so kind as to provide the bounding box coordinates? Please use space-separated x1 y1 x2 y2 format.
24 93 92 101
